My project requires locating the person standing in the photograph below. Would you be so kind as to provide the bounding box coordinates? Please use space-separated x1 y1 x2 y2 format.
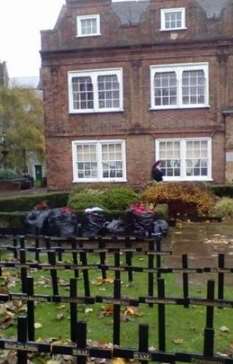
151 160 163 182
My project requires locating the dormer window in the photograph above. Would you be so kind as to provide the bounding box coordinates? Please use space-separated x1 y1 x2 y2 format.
77 15 101 37
160 8 186 31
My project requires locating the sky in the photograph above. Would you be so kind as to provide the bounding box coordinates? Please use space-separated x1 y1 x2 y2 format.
0 0 65 78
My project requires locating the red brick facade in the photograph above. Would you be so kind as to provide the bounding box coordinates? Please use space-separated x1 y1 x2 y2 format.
41 0 233 190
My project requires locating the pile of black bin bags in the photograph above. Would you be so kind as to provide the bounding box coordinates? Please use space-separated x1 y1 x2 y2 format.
25 206 168 238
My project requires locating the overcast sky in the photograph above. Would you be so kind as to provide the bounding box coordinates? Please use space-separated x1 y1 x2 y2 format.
0 0 65 78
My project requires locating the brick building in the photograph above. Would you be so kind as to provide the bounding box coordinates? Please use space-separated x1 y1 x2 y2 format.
41 0 233 190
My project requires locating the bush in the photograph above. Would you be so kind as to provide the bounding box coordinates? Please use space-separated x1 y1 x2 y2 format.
0 192 69 212
0 169 18 180
210 185 233 198
101 187 138 210
141 182 215 218
212 198 233 219
154 204 169 219
0 212 25 228
68 187 138 211
68 189 105 211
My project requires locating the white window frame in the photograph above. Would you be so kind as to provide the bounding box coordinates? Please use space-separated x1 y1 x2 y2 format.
160 8 186 31
150 63 209 110
72 139 127 183
76 14 101 37
155 137 212 181
68 68 123 114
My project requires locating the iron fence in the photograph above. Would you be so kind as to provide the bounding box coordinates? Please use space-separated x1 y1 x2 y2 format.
0 234 232 363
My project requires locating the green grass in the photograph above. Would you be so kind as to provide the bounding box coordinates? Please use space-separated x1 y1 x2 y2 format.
2 252 233 356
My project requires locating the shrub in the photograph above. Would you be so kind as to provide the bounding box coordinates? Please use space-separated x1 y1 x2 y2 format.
141 182 215 217
209 185 233 198
68 189 105 211
68 187 138 211
154 204 169 219
0 212 25 228
0 192 69 212
101 187 138 210
212 198 233 219
0 169 18 180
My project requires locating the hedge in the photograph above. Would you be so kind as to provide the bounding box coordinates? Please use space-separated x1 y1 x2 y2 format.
209 185 233 198
0 212 25 229
0 192 69 212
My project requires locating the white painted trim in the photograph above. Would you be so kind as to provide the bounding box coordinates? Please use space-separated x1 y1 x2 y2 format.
68 68 123 114
72 139 127 183
160 8 186 31
76 14 101 37
150 63 209 110
155 137 212 181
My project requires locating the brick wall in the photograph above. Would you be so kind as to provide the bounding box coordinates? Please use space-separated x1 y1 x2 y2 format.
41 0 233 190
41 0 233 52
46 132 225 190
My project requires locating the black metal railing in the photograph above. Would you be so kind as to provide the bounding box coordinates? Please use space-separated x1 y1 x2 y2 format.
0 234 232 363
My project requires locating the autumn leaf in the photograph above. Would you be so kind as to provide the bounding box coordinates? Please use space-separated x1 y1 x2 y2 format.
104 278 114 284
94 277 114 286
101 305 113 317
173 338 184 344
220 326 230 333
85 308 93 314
57 304 66 310
112 358 127 364
56 313 65 321
123 307 142 317
34 322 43 329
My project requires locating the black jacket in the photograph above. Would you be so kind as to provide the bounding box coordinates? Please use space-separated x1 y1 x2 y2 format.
152 167 163 182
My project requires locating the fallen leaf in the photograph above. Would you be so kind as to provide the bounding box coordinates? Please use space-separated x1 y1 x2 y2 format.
173 338 184 344
220 326 230 333
94 277 114 286
34 322 42 329
56 313 65 321
123 307 142 317
85 308 93 314
101 305 113 317
112 358 127 364
149 346 156 351
57 304 66 310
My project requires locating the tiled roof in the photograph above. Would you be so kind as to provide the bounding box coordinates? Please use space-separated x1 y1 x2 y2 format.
41 0 233 53
196 0 231 18
111 1 150 25
111 0 232 22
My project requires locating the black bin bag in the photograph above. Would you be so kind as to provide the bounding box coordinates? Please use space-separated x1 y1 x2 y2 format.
153 219 169 237
47 208 78 237
25 209 51 235
106 219 126 235
81 209 107 237
125 209 155 237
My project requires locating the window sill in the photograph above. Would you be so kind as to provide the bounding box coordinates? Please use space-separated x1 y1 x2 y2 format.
150 105 210 111
76 33 101 38
160 27 187 32
73 178 127 183
163 177 213 182
69 109 124 114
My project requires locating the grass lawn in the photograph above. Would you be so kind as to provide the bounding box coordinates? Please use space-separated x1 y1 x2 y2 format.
2 251 233 358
